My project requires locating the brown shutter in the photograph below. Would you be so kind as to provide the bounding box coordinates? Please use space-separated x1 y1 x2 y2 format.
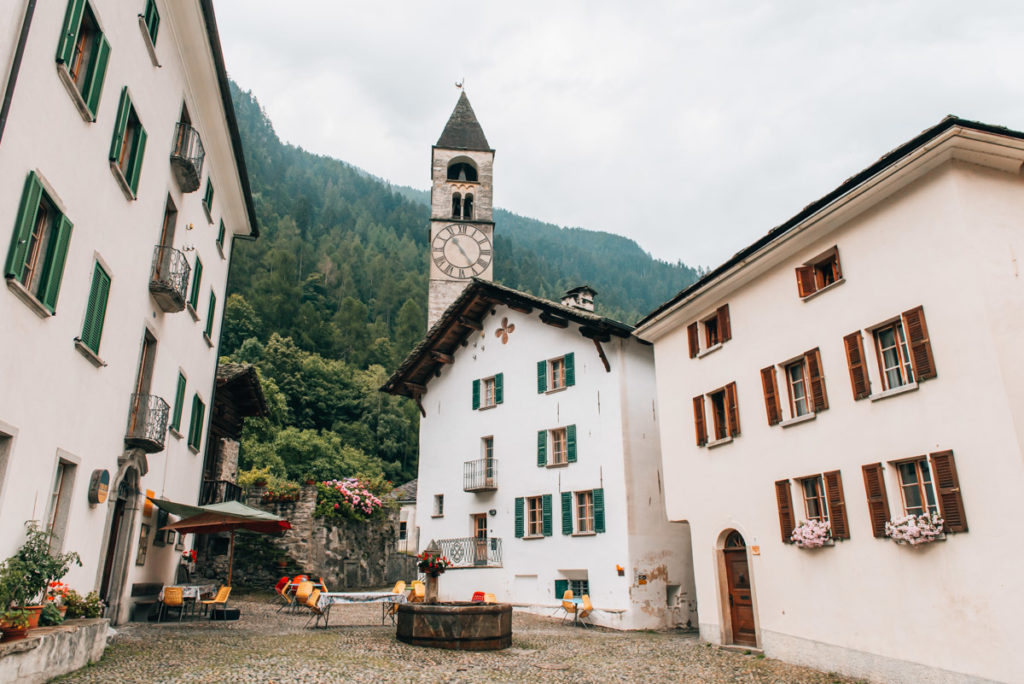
687 322 699 358
843 331 871 400
796 266 816 297
823 470 849 539
861 463 890 538
930 450 967 532
692 396 707 447
717 304 731 343
775 479 795 543
725 382 740 436
804 348 829 412
902 306 936 380
760 366 781 426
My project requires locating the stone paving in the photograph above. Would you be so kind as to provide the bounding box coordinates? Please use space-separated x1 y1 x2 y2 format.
55 595 862 683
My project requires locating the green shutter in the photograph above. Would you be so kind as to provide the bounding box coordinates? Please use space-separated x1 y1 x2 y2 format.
514 497 524 538
109 88 131 162
542 494 552 537
39 215 73 313
56 0 87 65
144 0 160 44
80 262 110 352
188 395 205 450
203 180 214 212
536 360 546 393
205 290 216 336
561 492 573 535
537 430 547 467
565 352 575 386
567 425 577 463
170 373 186 431
5 172 43 280
189 257 202 308
472 379 480 410
83 33 110 119
127 124 147 195
593 488 605 534
187 395 198 446
554 579 568 600
494 373 503 404
217 220 226 249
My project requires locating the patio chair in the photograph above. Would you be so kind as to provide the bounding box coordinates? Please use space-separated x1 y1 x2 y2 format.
317 576 330 592
304 589 324 628
560 589 576 624
471 591 486 602
578 594 594 628
383 581 406 625
294 580 314 611
409 581 425 603
484 593 497 604
200 585 231 617
159 586 185 622
274 576 291 611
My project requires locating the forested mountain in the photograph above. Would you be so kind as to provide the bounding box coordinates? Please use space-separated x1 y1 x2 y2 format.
222 82 700 487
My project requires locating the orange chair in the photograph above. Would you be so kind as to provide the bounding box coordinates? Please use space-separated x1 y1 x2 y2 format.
317 576 330 592
293 580 314 613
578 594 594 628
159 586 185 622
383 581 406 625
274 576 291 611
304 588 324 628
484 593 497 604
200 585 231 617
560 589 576 624
471 591 486 602
408 581 425 603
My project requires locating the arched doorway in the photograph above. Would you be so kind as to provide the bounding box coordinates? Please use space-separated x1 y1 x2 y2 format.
100 465 141 623
719 529 757 647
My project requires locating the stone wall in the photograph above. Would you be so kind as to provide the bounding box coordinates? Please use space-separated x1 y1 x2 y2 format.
0 619 108 684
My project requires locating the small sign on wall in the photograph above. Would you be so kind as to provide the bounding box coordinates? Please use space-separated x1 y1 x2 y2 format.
636 573 648 586
87 469 109 504
751 545 761 556
143 489 155 517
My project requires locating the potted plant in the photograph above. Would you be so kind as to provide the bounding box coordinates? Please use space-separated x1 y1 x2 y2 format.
790 519 832 549
885 512 944 545
46 581 70 618
7 522 81 628
64 590 104 619
0 561 30 642
0 608 30 642
417 550 450 577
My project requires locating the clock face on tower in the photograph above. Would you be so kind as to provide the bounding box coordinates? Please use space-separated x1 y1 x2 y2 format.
431 223 492 278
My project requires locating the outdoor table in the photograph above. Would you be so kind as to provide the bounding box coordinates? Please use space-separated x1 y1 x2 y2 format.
158 584 217 617
285 581 326 611
313 591 407 627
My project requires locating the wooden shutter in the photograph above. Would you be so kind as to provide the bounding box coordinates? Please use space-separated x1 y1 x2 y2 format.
717 304 731 343
5 172 44 280
56 0 87 65
593 488 605 533
472 379 480 410
494 373 503 404
514 497 524 538
823 470 849 539
144 0 160 43
930 450 967 532
127 124 148 195
83 34 110 119
687 322 699 358
861 463 890 538
39 215 73 313
109 88 132 162
725 382 740 436
692 396 707 446
796 266 816 297
902 306 936 380
775 479 795 542
171 373 186 431
205 291 216 336
566 425 577 463
561 492 573 535
536 430 547 467
565 352 575 386
542 494 553 536
554 579 568 600
760 366 781 426
189 257 203 307
81 262 110 352
804 348 829 412
536 360 547 393
843 331 871 400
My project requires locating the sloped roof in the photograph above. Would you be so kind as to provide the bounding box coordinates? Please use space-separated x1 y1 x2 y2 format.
436 92 492 152
215 363 268 418
392 479 417 503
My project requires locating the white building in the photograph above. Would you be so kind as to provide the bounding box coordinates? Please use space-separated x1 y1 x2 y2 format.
393 478 418 555
0 0 256 623
634 117 1024 682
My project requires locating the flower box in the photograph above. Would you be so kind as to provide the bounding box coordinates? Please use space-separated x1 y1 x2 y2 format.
885 512 944 546
790 519 832 549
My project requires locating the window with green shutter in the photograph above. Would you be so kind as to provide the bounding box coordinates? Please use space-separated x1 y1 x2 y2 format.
187 394 205 451
475 374 503 410
109 87 148 198
561 492 573 535
4 172 73 314
56 1 110 120
79 262 110 353
170 372 186 432
205 290 216 338
143 0 160 45
216 219 226 253
188 256 202 309
554 579 569 600
203 180 214 220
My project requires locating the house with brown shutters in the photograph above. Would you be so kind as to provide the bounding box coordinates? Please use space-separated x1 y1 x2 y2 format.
634 116 1024 683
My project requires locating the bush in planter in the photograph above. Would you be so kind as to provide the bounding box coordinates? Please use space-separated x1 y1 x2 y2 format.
315 475 393 522
39 602 64 626
64 590 104 619
886 512 944 545
1 608 29 630
10 522 81 606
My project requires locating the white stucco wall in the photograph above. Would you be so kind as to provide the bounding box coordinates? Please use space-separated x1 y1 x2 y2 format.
639 149 1024 682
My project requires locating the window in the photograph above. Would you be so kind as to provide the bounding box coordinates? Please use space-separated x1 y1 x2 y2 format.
109 88 148 198
55 0 110 120
527 496 543 537
433 494 444 517
187 394 205 452
874 321 914 390
463 194 474 219
692 382 739 446
399 521 407 541
799 476 828 522
204 290 216 341
686 304 731 358
452 192 461 218
554 578 590 599
76 261 111 358
447 162 478 182
169 372 186 434
188 256 202 311
142 0 160 46
472 374 503 409
576 491 594 533
796 246 842 298
786 361 808 417
515 494 552 538
4 172 73 314
216 220 226 255
776 471 849 541
848 306 935 399
46 457 77 552
865 451 967 535
704 315 719 348
562 489 605 535
537 353 574 392
537 425 576 467
203 180 215 221
896 459 938 517
760 349 828 425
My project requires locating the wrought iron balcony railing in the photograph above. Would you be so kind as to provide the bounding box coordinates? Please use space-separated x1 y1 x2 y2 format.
431 537 502 568
199 479 243 505
463 458 497 492
149 245 191 313
125 393 170 453
170 121 205 193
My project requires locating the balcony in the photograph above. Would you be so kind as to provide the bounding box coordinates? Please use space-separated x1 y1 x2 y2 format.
149 245 191 313
124 393 170 453
432 537 502 568
463 458 497 492
199 479 243 505
169 121 205 192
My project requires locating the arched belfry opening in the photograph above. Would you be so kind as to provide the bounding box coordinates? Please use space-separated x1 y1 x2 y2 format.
463 193 473 219
447 161 478 182
452 192 462 218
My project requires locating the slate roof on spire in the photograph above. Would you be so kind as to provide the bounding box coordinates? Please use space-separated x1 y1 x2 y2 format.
436 92 492 152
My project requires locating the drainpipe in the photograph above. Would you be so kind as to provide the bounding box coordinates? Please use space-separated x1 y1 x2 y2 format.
0 0 36 147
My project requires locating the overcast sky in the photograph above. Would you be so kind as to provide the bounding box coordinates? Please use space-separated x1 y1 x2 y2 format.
215 1 1024 269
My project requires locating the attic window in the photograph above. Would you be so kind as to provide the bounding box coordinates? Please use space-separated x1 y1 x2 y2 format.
797 247 843 299
447 162 478 182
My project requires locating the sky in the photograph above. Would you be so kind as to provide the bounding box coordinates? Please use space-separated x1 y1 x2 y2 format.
214 1 1024 270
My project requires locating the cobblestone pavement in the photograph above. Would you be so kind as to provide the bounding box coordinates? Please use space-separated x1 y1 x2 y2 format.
56 596 862 683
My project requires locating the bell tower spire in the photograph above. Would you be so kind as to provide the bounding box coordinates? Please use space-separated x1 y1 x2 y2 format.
427 92 495 328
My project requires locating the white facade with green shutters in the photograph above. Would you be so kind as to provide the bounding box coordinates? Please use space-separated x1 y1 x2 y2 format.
0 0 256 624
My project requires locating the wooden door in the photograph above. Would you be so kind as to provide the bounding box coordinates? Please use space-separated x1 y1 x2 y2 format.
100 496 126 599
723 534 756 646
472 514 488 565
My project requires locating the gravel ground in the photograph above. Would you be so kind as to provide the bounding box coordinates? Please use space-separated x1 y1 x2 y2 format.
55 594 862 683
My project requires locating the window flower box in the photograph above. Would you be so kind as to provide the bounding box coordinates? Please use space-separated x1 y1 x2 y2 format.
790 519 832 549
885 512 944 545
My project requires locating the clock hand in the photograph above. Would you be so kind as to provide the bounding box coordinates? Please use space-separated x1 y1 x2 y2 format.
451 236 472 264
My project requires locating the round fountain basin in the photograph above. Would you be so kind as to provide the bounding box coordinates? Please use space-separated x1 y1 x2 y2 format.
396 602 512 650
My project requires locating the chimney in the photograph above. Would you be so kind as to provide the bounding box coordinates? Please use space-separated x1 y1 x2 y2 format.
561 286 597 312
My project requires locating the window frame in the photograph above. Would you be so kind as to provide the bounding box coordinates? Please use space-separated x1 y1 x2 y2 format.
108 88 148 199
708 389 728 441
785 358 810 418
575 490 595 534
55 0 111 121
433 494 444 517
798 475 829 522
549 427 568 466
796 246 844 299
872 319 915 391
702 314 719 348
399 521 407 541
482 376 496 408
549 356 566 391
893 457 939 517
526 495 544 537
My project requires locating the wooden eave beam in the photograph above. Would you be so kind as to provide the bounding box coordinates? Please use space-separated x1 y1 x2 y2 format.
404 381 427 394
507 304 533 314
593 338 611 373
431 351 454 364
539 312 569 328
458 316 483 331
579 327 611 342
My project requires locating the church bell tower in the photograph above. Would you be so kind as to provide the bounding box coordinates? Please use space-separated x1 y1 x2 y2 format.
427 92 495 328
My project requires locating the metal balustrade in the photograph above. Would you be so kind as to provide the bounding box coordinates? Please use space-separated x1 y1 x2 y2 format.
463 458 498 492
149 245 191 312
170 121 205 192
125 393 170 453
199 479 243 505
432 537 502 568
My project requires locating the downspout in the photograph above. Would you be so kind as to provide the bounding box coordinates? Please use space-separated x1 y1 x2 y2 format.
0 0 36 147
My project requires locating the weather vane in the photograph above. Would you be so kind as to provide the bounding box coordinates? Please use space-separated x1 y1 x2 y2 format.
455 78 464 90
